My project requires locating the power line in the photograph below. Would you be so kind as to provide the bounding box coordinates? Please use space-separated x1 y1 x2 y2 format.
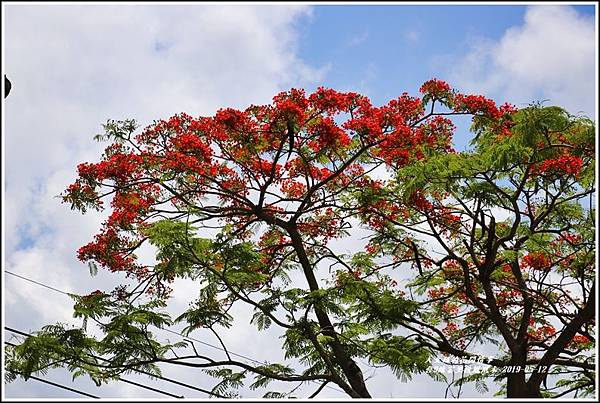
6 270 71 295
5 327 223 398
4 270 266 366
4 338 183 399
4 341 100 398
5 270 260 364
20 374 100 398
5 269 346 396
164 327 265 365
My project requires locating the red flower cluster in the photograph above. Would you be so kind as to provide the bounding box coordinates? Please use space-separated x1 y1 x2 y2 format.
533 155 583 177
280 179 306 198
63 181 101 210
171 132 212 160
570 335 592 347
65 81 542 308
214 107 252 131
441 302 459 316
521 252 552 270
77 229 137 273
453 94 501 118
560 232 582 245
376 125 414 166
77 151 143 183
428 286 447 299
108 187 157 229
498 102 518 115
443 322 459 336
409 191 433 212
342 103 383 140
308 87 359 115
416 116 455 152
364 240 382 255
297 208 340 241
528 324 557 341
496 289 522 306
385 93 424 123
249 158 282 179
442 260 463 280
161 150 216 176
419 79 451 98
309 117 352 151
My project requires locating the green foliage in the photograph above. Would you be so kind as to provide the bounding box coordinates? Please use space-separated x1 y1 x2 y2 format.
94 119 138 143
5 324 108 387
175 297 233 334
351 103 595 398
8 91 595 399
143 219 212 279
204 368 246 398
406 271 444 295
366 335 431 380
263 391 287 398
350 252 375 271
250 363 294 390
551 374 596 398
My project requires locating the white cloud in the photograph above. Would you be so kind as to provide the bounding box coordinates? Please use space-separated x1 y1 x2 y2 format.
346 30 369 47
3 3 326 261
2 4 332 398
2 4 532 398
448 5 596 118
404 29 420 45
3 3 328 249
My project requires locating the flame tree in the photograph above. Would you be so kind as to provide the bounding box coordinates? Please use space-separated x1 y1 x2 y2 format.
353 86 595 397
5 80 595 398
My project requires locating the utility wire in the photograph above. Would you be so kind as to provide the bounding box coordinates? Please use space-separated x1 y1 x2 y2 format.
5 269 346 395
4 341 100 398
164 327 265 365
6 270 71 295
4 338 183 399
5 327 223 398
17 374 100 398
5 270 260 363
5 270 265 365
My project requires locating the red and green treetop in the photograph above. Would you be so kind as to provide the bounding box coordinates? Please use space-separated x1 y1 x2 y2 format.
353 84 595 398
6 79 595 398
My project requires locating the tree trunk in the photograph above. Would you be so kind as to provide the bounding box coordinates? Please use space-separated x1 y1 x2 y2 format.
288 227 371 398
506 370 541 398
505 342 542 398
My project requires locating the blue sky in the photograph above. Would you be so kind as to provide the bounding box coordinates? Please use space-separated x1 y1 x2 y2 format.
298 4 596 150
301 4 595 97
299 5 530 96
2 2 597 399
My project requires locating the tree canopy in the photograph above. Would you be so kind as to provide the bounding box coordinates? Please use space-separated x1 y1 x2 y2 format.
5 80 595 398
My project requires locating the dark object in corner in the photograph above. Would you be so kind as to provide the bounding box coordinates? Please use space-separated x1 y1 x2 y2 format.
5 75 11 98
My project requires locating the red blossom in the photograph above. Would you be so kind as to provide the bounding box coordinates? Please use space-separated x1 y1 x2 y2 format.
214 108 248 131
532 154 583 177
570 335 592 347
419 79 451 98
443 322 459 336
64 82 541 315
528 325 557 341
409 191 433 212
280 179 306 198
171 132 212 160
309 117 351 151
308 87 359 115
77 229 139 274
521 252 552 270
453 93 500 118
